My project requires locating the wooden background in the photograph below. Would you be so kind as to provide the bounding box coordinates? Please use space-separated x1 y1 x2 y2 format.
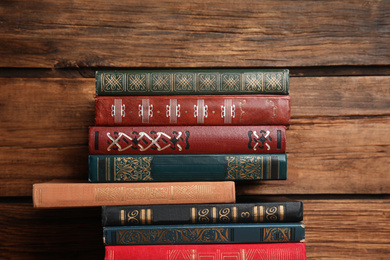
1 0 390 259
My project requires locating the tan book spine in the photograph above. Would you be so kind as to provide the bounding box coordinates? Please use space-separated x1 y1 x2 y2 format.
33 181 236 208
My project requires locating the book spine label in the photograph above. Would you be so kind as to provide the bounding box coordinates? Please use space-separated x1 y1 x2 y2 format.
101 201 303 226
88 154 287 182
94 95 290 126
33 181 235 208
89 126 286 155
105 243 307 260
96 69 289 96
103 223 305 245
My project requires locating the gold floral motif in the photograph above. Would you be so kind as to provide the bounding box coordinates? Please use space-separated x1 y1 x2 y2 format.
226 156 263 180
114 156 153 181
263 228 291 242
116 227 229 244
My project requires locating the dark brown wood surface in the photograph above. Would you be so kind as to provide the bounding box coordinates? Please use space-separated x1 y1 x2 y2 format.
0 0 389 259
1 0 390 68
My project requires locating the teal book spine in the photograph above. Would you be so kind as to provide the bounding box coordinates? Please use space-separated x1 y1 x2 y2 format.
88 154 287 182
103 223 305 245
96 69 289 96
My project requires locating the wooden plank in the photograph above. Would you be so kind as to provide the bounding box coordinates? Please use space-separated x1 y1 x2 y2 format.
303 198 390 259
0 198 389 259
0 0 389 68
0 76 389 196
0 200 104 259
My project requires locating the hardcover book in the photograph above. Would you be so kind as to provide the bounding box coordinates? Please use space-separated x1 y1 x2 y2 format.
88 154 287 182
89 125 287 155
94 95 290 126
105 243 307 260
96 69 289 96
33 180 235 208
103 223 305 245
101 201 303 226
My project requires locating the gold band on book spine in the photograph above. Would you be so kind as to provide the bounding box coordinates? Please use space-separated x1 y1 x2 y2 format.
212 207 217 223
253 206 257 222
120 210 125 225
233 207 237 222
280 205 284 221
141 209 145 224
191 207 196 223
260 206 264 222
147 209 152 224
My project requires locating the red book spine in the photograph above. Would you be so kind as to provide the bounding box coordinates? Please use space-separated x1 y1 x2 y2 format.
89 126 286 155
105 243 307 260
95 95 290 126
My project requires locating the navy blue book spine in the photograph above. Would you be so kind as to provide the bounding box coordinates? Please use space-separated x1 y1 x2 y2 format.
101 201 303 226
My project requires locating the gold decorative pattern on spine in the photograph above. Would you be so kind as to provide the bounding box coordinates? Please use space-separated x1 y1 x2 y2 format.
263 227 291 242
226 155 263 180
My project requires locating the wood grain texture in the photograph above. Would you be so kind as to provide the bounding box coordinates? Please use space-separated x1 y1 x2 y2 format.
303 199 390 259
0 0 389 68
1 76 389 196
0 198 389 259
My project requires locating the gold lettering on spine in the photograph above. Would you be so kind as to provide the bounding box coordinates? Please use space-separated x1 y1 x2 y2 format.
233 207 237 222
259 206 264 222
191 208 196 223
280 205 285 221
212 207 217 223
120 210 125 225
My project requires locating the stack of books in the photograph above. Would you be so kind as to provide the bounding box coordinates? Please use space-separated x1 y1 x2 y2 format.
33 69 306 259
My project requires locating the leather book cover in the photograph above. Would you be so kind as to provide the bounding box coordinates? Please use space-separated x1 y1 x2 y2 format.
96 69 289 96
88 154 287 182
89 125 287 155
94 95 290 126
101 201 303 226
103 222 305 245
105 243 307 260
32 180 235 208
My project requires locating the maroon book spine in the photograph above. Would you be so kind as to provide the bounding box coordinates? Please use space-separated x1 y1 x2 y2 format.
95 95 290 126
89 126 286 155
105 243 307 260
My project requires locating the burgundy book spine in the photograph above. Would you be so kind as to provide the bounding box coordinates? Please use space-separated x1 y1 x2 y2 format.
95 95 290 126
89 125 286 155
105 243 307 260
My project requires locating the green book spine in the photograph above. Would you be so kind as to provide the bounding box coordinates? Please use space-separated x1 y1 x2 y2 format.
96 69 289 96
103 223 305 245
88 154 287 182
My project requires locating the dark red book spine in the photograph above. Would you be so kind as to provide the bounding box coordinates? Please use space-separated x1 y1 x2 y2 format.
89 126 286 155
105 243 307 260
95 95 290 126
